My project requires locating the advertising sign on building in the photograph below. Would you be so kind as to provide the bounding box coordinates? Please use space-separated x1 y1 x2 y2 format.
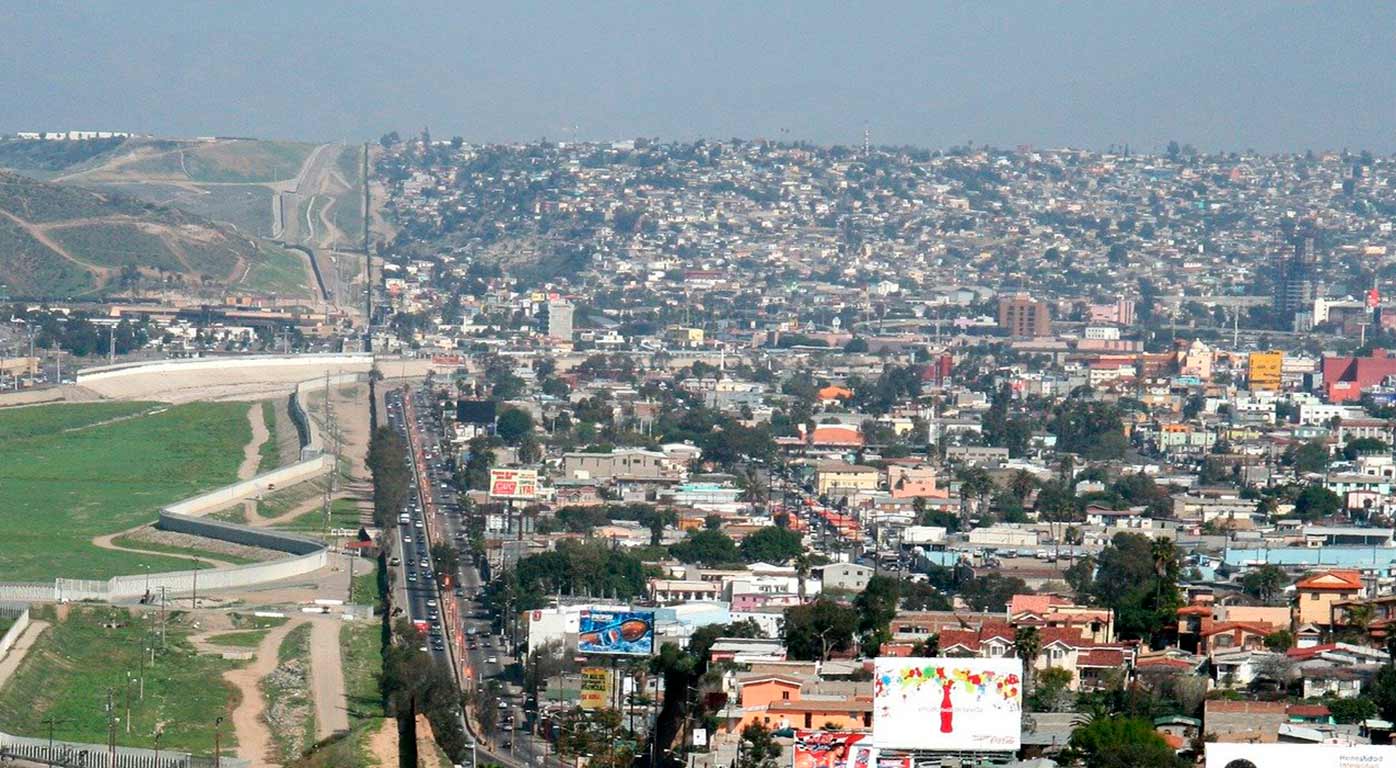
579 666 611 710
576 610 655 656
793 731 866 768
1206 743 1396 768
489 468 538 499
872 657 1023 752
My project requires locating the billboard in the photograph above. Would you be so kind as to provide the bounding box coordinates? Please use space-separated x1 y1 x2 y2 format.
457 399 497 425
846 744 877 768
579 666 611 710
489 468 538 499
577 609 654 656
793 731 866 768
1206 744 1396 768
872 657 1022 752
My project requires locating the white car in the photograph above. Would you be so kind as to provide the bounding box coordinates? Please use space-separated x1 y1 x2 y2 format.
486 656 498 665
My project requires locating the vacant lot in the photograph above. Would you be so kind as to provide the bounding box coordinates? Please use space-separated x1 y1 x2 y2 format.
0 401 251 581
0 606 243 755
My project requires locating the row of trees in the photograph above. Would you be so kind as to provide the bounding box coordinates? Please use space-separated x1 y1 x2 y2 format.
367 425 411 528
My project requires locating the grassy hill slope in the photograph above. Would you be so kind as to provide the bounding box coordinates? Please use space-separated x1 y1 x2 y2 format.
0 170 312 298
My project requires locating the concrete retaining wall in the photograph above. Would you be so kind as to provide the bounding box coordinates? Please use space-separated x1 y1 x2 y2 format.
157 513 324 555
163 455 334 519
0 728 248 768
0 604 30 658
289 371 362 460
74 353 374 385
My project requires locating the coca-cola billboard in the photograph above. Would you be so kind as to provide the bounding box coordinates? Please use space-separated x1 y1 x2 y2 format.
872 657 1022 752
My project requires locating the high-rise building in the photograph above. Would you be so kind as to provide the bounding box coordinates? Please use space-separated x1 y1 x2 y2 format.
997 292 1051 337
542 300 574 341
1273 232 1318 330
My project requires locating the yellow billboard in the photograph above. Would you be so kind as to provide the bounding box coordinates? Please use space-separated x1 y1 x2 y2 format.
580 666 611 710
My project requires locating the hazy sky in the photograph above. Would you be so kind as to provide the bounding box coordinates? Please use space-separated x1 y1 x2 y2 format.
4 1 1396 153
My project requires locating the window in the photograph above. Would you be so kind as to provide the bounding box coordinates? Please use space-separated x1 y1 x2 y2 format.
782 691 790 700
1312 593 1320 600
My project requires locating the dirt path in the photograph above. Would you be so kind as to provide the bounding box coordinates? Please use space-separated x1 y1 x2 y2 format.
0 620 50 692
238 402 271 522
364 718 398 768
90 523 238 568
308 618 349 739
248 492 328 529
0 209 116 282
225 618 305 768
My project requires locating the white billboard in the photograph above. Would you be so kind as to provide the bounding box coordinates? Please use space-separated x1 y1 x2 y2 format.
489 468 538 499
872 657 1022 752
1206 743 1396 768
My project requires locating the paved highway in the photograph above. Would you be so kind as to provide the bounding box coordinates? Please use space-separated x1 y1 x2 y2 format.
391 384 549 768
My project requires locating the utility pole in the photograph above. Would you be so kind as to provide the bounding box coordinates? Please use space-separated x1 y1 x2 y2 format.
106 687 116 766
192 557 200 608
108 328 115 364
159 586 168 648
214 716 223 768
41 716 70 765
125 671 133 733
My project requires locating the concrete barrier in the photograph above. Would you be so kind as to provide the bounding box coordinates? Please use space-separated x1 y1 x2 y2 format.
0 603 30 658
289 371 362 460
163 455 334 519
0 728 248 768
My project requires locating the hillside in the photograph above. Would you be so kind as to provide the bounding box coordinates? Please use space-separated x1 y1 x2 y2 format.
0 170 312 299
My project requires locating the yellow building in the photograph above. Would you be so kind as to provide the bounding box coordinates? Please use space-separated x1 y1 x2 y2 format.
1248 350 1284 391
1292 570 1363 628
815 462 879 496
665 326 705 347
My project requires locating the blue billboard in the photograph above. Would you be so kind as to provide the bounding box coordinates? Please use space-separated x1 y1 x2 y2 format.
577 610 655 656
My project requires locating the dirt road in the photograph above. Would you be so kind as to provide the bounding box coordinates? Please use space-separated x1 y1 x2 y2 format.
0 621 50 692
225 619 303 768
308 618 350 739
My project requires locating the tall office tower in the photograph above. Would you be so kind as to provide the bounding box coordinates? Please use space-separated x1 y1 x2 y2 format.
997 292 1052 337
543 300 574 341
1273 231 1317 330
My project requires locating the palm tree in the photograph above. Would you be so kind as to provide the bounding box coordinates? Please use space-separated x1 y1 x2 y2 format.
795 554 811 603
1013 626 1042 695
739 466 769 507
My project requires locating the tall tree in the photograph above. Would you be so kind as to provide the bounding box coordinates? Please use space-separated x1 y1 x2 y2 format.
783 598 858 661
1013 626 1042 696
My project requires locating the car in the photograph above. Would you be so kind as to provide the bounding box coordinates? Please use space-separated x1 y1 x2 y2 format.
454 587 465 597
427 599 438 608
403 536 413 544
486 656 498 664
407 574 417 583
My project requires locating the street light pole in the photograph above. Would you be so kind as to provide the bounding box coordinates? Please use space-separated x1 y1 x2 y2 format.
214 715 224 768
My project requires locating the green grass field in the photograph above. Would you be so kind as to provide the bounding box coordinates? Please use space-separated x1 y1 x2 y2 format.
259 400 281 473
239 240 314 298
0 401 251 581
205 629 267 648
0 606 242 754
276 496 364 536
